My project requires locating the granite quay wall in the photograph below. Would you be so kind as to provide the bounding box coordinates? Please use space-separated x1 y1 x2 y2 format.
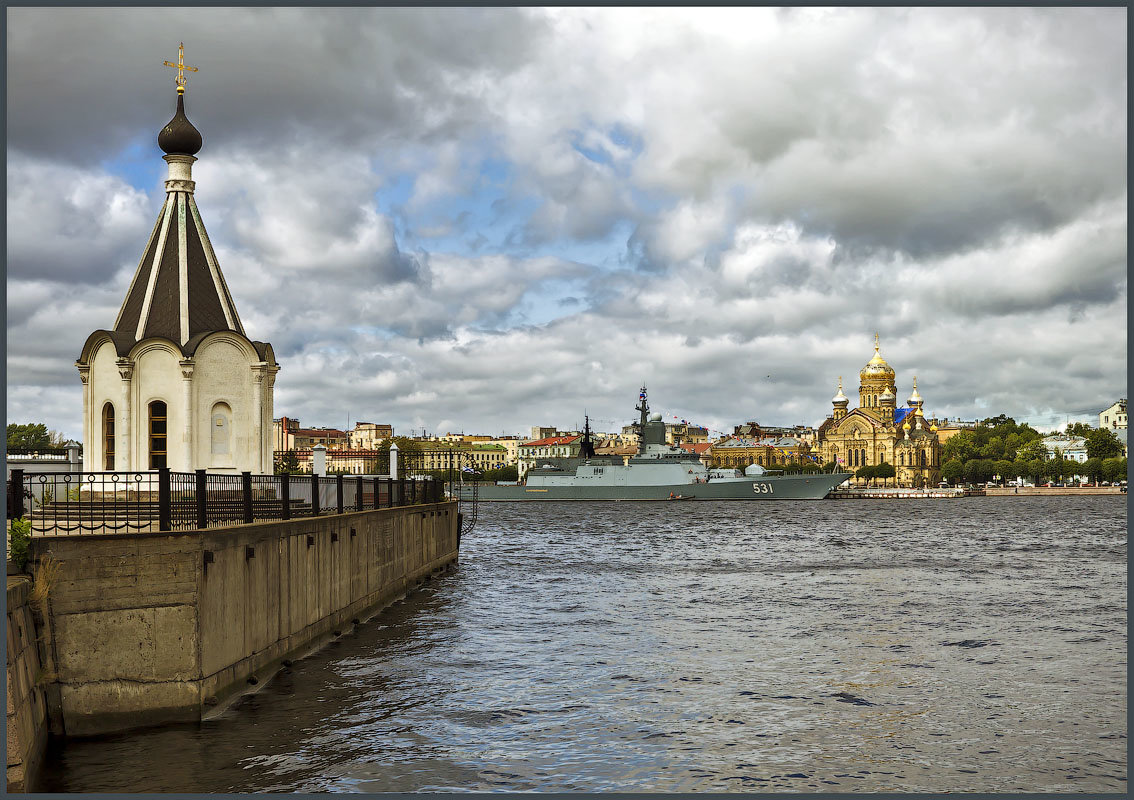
28 500 459 737
6 577 50 792
984 486 1124 496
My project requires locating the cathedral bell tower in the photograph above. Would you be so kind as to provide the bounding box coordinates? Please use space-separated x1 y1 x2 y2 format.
832 377 849 421
858 333 896 412
76 45 280 474
879 384 896 424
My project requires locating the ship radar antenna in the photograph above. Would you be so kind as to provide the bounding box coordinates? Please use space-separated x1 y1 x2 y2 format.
636 386 650 430
580 413 596 460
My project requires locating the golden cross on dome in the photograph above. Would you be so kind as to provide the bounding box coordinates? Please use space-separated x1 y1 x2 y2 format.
874 332 880 350
162 43 198 93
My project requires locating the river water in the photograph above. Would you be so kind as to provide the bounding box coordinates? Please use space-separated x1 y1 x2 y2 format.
40 497 1126 793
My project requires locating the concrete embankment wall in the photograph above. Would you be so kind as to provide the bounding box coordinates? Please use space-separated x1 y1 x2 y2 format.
29 501 459 738
984 486 1123 496
6 577 50 792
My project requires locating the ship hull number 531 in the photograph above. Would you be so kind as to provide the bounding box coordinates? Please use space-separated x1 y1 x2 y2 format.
752 483 773 494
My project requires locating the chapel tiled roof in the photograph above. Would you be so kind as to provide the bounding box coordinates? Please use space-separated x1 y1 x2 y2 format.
111 89 246 349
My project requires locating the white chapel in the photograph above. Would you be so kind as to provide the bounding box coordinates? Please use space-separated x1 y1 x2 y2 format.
76 48 280 474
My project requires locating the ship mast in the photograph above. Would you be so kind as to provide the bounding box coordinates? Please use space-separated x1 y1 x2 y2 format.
580 414 596 460
634 386 650 456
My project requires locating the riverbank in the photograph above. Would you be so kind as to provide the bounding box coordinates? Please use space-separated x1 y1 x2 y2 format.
984 486 1124 496
5 498 460 792
6 576 50 792
829 486 1124 499
30 500 459 739
830 488 969 499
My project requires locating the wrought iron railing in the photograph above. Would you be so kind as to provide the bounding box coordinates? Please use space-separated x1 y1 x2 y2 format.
6 468 446 536
6 446 76 457
399 449 481 535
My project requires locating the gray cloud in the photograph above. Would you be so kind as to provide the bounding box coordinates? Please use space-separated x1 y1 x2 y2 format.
6 156 156 284
5 8 1126 441
7 8 547 159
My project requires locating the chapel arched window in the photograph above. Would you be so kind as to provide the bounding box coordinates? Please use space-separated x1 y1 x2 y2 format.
149 401 167 469
102 402 115 470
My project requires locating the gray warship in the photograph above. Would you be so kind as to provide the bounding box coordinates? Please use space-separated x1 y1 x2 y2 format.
460 388 851 501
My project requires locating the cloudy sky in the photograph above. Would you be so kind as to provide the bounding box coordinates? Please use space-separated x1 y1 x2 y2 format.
6 7 1127 441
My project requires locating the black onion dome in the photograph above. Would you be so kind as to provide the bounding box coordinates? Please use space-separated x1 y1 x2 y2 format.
158 93 203 155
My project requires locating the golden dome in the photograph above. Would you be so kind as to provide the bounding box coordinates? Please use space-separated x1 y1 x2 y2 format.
860 333 895 383
902 420 911 431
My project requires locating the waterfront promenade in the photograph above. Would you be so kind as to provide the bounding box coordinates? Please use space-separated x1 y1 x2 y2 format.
831 485 1124 499
5 468 463 791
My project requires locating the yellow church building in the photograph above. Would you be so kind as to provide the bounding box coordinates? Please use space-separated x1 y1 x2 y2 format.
817 336 942 487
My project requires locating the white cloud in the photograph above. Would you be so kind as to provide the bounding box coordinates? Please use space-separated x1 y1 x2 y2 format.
6 155 155 284
5 7 1126 443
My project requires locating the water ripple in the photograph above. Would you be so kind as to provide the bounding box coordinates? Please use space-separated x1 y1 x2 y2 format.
40 497 1127 793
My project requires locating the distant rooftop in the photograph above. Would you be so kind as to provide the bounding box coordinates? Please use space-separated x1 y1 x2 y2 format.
521 435 580 448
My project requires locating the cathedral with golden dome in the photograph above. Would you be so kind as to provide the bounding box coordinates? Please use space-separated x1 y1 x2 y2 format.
816 335 941 487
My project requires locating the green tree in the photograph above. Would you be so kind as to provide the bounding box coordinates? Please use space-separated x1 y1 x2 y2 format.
274 449 301 475
1101 457 1127 484
964 459 995 485
942 430 980 464
1024 459 1046 485
482 465 519 482
7 423 53 449
992 460 1015 484
874 462 896 487
1051 457 1080 484
379 436 422 453
855 465 876 485
7 518 31 572
1044 449 1066 483
941 459 964 485
1014 440 1049 464
1082 457 1104 485
1085 428 1125 460
1065 422 1094 438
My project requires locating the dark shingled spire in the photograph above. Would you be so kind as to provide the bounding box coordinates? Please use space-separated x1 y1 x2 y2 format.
158 92 202 156
108 85 244 347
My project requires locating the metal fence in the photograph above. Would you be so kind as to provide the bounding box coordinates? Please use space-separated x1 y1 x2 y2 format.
6 447 74 460
7 468 446 537
401 449 481 536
